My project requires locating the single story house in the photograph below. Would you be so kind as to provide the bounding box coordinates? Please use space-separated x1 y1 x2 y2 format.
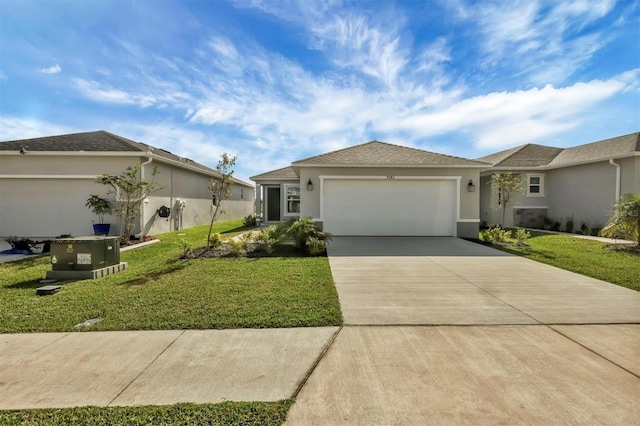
0 131 254 238
251 141 487 238
477 132 639 230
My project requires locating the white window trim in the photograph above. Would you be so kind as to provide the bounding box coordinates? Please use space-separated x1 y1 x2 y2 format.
283 183 301 217
527 173 545 197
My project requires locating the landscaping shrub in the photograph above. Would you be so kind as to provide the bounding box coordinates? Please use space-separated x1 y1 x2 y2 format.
242 214 257 227
543 216 553 230
481 225 512 244
579 221 589 235
285 217 331 255
255 226 279 255
514 228 531 246
564 217 574 233
209 233 223 248
225 239 246 257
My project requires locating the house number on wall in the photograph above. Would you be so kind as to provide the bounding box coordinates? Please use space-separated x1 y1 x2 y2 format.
387 175 395 179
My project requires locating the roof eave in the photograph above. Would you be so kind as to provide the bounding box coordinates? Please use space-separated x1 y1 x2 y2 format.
291 162 488 168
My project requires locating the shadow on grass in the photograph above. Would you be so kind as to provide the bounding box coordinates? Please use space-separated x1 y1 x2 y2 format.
1 254 49 270
118 258 189 287
465 238 558 260
219 226 256 235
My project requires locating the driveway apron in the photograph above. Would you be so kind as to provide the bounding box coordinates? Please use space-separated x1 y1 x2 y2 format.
286 237 640 425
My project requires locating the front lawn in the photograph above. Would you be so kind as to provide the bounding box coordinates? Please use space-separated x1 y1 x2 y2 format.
481 231 640 291
0 219 342 333
0 401 292 426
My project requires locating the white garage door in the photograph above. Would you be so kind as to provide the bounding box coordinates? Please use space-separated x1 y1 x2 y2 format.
322 178 457 236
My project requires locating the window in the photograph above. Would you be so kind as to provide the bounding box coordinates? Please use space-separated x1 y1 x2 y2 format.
240 188 244 200
527 174 544 196
285 184 300 215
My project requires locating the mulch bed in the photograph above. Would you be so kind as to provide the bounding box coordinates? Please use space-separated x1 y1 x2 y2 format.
182 243 319 259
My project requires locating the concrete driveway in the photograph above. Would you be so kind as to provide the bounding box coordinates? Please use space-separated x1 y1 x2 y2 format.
327 237 640 325
287 237 640 425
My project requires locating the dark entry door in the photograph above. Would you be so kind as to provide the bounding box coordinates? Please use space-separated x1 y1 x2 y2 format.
266 187 281 222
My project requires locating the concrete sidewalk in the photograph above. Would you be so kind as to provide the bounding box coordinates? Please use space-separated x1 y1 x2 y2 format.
285 237 640 425
0 327 338 410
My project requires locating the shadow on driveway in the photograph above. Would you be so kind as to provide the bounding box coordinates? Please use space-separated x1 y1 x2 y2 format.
326 236 513 257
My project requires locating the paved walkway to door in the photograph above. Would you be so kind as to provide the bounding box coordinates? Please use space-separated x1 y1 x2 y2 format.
286 237 640 425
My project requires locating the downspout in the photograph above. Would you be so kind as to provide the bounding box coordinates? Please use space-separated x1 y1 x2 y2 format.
609 159 620 203
140 153 154 237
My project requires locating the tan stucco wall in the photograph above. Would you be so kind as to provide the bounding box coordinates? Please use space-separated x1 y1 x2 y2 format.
298 166 480 222
546 161 617 229
141 163 254 235
0 154 136 176
619 156 640 195
0 154 254 238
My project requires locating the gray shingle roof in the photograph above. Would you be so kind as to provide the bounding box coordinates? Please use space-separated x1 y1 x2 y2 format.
548 132 639 167
292 141 487 166
477 144 563 167
0 130 253 187
477 132 639 168
250 166 299 180
0 131 141 152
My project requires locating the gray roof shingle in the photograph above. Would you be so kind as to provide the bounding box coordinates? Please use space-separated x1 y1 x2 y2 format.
250 166 298 180
548 132 640 167
292 140 487 166
477 132 639 168
0 130 253 187
477 144 563 167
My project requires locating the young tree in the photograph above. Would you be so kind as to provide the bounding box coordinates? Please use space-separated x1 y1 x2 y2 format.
207 153 237 248
601 193 640 246
95 165 161 243
490 172 524 226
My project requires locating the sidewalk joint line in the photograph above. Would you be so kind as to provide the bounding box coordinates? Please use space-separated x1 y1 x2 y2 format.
107 330 186 407
548 325 640 380
291 325 343 400
0 332 70 372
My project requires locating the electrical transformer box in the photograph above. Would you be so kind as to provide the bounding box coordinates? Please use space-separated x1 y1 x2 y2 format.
50 237 120 271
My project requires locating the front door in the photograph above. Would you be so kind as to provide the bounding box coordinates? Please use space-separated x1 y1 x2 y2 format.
266 187 281 222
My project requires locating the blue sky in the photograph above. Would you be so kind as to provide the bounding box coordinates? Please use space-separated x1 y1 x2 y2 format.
1 0 638 181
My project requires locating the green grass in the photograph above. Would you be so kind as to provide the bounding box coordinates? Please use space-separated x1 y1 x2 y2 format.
0 219 342 333
481 231 640 291
0 401 292 425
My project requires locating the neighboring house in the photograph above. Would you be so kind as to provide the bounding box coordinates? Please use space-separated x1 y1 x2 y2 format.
477 132 640 229
0 131 254 238
250 141 487 238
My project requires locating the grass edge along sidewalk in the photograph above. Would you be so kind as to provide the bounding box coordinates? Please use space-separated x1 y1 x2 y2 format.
0 400 292 426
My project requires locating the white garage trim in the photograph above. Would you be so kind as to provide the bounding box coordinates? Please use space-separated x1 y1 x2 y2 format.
320 175 461 236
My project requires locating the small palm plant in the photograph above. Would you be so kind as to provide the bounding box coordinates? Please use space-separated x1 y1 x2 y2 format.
285 217 332 254
601 193 640 246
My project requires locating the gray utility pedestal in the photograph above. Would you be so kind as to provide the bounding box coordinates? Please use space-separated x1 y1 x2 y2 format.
46 236 127 280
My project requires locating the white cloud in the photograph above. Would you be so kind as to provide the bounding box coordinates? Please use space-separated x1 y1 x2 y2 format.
464 0 618 84
0 116 78 141
40 64 61 74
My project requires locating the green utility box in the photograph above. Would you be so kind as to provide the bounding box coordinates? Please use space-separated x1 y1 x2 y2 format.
50 237 120 271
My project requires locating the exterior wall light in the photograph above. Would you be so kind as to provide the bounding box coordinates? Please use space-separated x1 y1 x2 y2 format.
467 179 476 192
307 179 313 191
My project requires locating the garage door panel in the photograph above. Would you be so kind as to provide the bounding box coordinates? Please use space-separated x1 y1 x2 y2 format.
322 179 456 236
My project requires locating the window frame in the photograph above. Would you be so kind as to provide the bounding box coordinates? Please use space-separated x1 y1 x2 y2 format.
526 174 545 197
283 184 301 216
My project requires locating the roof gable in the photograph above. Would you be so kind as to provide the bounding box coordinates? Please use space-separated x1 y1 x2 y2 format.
292 140 487 167
478 144 563 167
250 166 299 180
